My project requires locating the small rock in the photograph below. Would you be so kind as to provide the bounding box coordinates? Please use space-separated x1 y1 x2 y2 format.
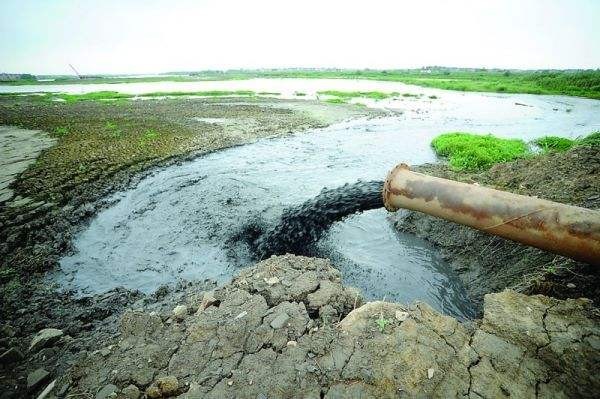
121 384 141 399
95 384 117 399
270 313 290 329
427 368 434 379
172 305 188 321
156 375 179 396
0 347 23 365
227 380 233 386
145 385 161 399
286 340 297 347
198 291 217 311
567 283 576 289
264 276 280 285
27 368 50 391
395 311 409 322
29 328 63 353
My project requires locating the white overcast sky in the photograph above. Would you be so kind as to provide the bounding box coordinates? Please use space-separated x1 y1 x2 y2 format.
1 0 599 75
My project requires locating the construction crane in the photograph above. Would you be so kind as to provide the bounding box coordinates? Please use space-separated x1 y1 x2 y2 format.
68 63 82 79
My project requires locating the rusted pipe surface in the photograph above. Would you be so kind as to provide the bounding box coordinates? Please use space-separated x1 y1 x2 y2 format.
383 163 600 265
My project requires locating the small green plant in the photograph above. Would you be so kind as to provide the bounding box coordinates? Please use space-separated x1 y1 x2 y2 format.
428 95 438 99
54 126 69 136
402 93 419 97
376 314 391 333
105 121 123 138
294 91 307 96
140 129 160 144
257 91 280 95
431 132 529 171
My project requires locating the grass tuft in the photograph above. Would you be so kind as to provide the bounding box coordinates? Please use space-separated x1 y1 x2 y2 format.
532 136 575 152
431 133 529 171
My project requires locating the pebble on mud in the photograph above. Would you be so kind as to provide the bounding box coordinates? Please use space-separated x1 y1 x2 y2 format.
428 368 435 379
395 310 409 322
29 328 63 353
172 305 188 321
121 384 141 399
264 276 280 285
147 375 179 398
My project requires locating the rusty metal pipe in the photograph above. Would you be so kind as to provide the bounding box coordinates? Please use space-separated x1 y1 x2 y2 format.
383 163 600 265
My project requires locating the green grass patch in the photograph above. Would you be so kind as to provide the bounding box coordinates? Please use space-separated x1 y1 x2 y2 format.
324 97 348 104
431 132 529 171
532 132 600 153
532 136 575 152
578 131 600 147
318 90 399 100
54 126 70 136
294 91 307 96
55 91 132 103
257 91 280 95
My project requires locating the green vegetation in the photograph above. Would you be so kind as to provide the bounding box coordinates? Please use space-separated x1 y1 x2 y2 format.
7 69 598 99
105 121 123 138
579 131 600 146
433 131 600 170
294 91 307 96
257 91 280 95
318 90 399 100
376 314 391 333
533 132 600 153
140 129 160 144
57 91 131 103
54 126 70 136
428 95 438 99
431 133 529 171
533 136 575 152
324 97 348 104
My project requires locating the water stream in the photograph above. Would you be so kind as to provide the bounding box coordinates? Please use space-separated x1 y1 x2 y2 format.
46 85 600 321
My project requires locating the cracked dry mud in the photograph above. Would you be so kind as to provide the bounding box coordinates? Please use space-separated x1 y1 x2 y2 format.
59 255 599 398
